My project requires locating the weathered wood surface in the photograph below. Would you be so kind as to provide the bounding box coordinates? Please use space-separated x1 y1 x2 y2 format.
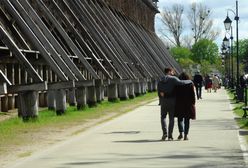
1 0 68 81
61 0 136 79
20 0 86 81
8 82 47 93
0 26 43 82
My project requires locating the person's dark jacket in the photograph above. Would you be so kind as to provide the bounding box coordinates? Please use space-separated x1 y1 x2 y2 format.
193 74 203 87
174 83 196 119
158 75 192 98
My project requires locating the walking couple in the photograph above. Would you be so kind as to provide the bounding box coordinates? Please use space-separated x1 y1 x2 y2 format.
158 67 196 141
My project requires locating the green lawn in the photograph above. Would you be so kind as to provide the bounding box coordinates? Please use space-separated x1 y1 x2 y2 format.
0 92 158 154
228 89 248 132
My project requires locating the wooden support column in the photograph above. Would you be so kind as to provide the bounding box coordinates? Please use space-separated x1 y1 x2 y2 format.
119 83 129 100
47 90 56 110
1 65 8 112
68 88 76 106
87 86 97 107
76 87 87 110
55 89 66 115
7 64 15 110
128 83 135 99
101 86 105 101
1 96 8 112
141 82 147 94
39 92 47 107
108 83 118 102
18 91 39 121
153 80 158 91
148 81 153 92
95 79 103 103
134 82 142 96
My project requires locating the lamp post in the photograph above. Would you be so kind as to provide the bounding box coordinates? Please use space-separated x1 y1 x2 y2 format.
223 0 240 98
223 36 231 87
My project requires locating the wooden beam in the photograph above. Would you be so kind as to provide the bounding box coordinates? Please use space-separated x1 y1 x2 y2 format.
0 83 7 95
9 0 77 81
1 0 68 81
0 70 12 85
86 0 153 78
42 0 121 79
20 0 87 81
8 82 47 93
75 80 95 87
28 0 101 80
48 81 75 90
0 25 43 82
60 0 136 79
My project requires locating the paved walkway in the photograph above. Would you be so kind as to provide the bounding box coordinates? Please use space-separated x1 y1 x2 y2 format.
5 88 248 168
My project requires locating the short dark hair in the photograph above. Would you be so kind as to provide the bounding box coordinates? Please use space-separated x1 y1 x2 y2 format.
179 72 190 80
164 67 173 74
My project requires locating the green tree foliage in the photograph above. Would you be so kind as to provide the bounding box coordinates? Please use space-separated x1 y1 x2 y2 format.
191 39 219 64
236 39 248 73
238 39 248 62
169 40 222 76
170 46 192 59
169 47 194 73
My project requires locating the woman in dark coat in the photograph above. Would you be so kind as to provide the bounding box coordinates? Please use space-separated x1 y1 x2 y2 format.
174 72 196 140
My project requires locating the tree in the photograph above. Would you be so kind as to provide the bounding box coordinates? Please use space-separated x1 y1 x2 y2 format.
170 46 192 60
169 47 194 74
191 39 219 64
160 4 184 47
237 39 248 73
188 3 219 45
159 2 220 47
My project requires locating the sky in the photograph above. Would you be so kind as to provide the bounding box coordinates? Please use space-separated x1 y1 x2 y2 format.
155 0 248 49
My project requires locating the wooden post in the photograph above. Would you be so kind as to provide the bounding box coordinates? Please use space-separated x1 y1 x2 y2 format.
8 94 15 110
18 91 39 121
55 89 66 115
101 86 105 101
153 80 158 91
68 88 76 106
119 83 128 100
1 96 8 112
39 92 47 107
76 87 87 110
128 83 135 99
141 82 147 94
87 86 97 107
148 81 153 92
134 82 142 96
47 90 56 110
95 79 103 103
108 83 118 102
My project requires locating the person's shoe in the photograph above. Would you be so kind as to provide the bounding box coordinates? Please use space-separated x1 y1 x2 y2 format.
177 134 183 140
168 137 173 141
161 134 167 141
184 135 189 140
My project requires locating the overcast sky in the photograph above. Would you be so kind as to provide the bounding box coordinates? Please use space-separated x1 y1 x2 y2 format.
155 0 248 48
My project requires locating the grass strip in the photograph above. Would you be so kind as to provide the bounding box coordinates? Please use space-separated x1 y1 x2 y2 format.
0 92 157 155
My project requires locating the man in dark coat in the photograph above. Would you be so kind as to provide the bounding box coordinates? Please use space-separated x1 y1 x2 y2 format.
175 72 196 140
193 71 203 100
158 68 192 141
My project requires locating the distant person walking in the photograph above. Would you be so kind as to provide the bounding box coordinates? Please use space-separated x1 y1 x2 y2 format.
204 75 212 93
175 72 196 141
157 67 192 141
212 74 220 92
193 71 203 100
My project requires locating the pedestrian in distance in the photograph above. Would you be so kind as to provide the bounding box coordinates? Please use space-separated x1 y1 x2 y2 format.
204 75 212 93
212 74 220 92
175 72 196 141
157 67 192 141
193 70 203 100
